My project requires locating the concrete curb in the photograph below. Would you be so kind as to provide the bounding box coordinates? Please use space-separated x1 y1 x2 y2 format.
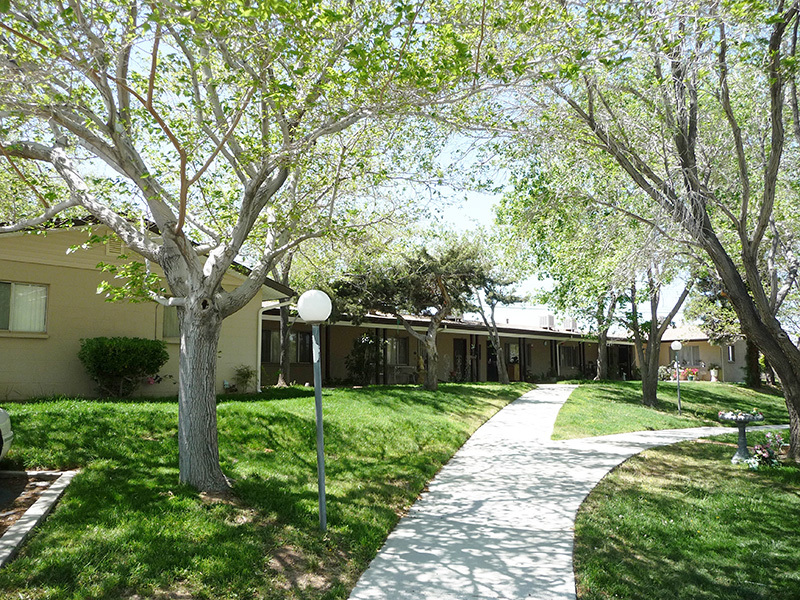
0 470 78 568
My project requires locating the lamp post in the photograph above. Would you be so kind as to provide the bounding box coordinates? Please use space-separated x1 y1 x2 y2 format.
297 289 332 532
671 340 682 415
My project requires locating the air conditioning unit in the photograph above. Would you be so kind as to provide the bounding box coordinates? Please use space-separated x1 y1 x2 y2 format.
564 318 578 332
539 314 555 330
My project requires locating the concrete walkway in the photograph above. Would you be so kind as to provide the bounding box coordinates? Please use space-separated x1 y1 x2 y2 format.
348 384 786 600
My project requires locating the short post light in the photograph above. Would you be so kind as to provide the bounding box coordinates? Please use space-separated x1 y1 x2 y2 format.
297 289 333 532
671 340 682 415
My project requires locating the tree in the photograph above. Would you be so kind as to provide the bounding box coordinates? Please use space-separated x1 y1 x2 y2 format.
473 276 522 385
333 234 484 390
486 0 800 458
0 1 480 489
496 165 650 381
467 234 524 385
625 267 693 407
684 271 763 388
272 250 296 388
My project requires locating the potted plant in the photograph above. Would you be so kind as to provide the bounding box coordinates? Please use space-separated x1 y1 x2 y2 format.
709 363 720 382
682 367 699 381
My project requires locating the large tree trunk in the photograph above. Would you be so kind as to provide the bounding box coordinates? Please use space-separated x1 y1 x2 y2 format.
424 334 439 391
641 361 659 408
702 232 800 460
595 328 609 380
276 304 292 387
397 316 442 390
177 298 229 491
490 331 511 385
638 339 661 407
745 338 761 388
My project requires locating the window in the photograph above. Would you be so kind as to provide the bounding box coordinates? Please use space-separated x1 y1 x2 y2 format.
387 337 409 365
0 282 47 333
560 345 579 369
262 329 311 363
163 306 180 338
672 345 700 366
297 331 312 363
727 344 736 363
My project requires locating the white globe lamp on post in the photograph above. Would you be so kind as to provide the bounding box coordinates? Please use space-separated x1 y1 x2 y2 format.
297 290 333 531
671 340 683 415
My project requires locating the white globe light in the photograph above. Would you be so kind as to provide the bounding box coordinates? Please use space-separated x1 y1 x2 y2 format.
297 290 332 324
671 340 682 351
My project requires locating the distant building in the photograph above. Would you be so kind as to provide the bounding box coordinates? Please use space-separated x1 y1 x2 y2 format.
259 311 636 386
659 324 747 382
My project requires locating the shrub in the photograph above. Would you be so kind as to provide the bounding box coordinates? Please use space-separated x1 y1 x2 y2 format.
233 364 257 393
658 365 674 381
78 337 169 397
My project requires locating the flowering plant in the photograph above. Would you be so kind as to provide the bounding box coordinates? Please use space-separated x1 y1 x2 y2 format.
746 432 784 470
682 367 698 378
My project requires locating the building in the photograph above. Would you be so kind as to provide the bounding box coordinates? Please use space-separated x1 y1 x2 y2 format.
259 311 636 386
658 324 747 382
1 225 292 399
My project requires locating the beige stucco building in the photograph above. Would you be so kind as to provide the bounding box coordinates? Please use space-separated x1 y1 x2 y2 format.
259 312 636 386
1 226 291 399
7 225 741 396
659 324 747 382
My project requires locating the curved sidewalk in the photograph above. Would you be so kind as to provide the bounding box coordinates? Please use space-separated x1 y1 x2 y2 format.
348 384 786 600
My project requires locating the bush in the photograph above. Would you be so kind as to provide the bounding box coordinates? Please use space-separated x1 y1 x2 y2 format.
78 337 169 397
233 364 257 393
658 365 674 381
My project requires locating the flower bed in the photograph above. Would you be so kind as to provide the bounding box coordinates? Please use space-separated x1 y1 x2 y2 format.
718 409 764 423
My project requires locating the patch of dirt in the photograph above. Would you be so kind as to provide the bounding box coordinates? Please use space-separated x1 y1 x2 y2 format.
695 439 737 448
268 544 350 593
0 473 57 536
269 546 329 592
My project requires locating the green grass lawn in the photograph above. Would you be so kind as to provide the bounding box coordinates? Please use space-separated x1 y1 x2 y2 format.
552 381 788 440
574 432 800 600
0 382 531 599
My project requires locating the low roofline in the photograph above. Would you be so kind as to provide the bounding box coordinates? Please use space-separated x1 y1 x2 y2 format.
2 218 296 299
262 279 294 299
261 309 633 344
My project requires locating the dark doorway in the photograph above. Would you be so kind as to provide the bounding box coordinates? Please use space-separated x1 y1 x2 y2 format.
618 345 633 380
486 344 499 382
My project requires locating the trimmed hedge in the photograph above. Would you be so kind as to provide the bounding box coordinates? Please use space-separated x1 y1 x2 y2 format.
78 337 169 398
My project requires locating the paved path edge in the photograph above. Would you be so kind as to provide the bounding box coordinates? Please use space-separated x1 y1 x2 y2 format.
0 470 78 568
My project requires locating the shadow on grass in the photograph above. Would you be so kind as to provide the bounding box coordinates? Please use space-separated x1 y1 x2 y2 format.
575 440 800 600
0 383 526 598
335 382 531 419
578 381 788 425
0 403 281 598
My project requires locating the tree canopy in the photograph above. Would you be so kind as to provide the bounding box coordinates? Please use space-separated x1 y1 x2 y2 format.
0 0 487 489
